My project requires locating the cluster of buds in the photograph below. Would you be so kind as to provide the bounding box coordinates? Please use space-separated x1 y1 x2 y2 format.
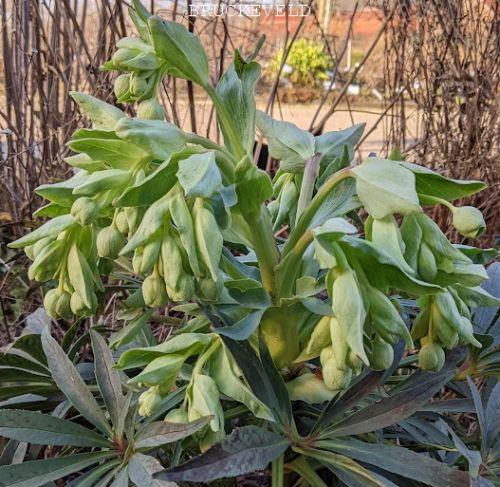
102 37 163 105
21 223 101 319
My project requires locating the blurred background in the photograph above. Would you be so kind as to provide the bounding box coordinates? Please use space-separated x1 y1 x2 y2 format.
0 0 498 337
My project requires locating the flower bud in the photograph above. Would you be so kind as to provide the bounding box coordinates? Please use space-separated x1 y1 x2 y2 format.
114 211 129 235
111 48 137 67
369 336 394 371
96 225 125 259
70 291 97 316
346 350 363 375
114 74 131 100
198 277 222 302
322 358 352 391
137 98 164 120
418 341 445 372
297 316 331 361
286 371 334 404
169 274 195 302
142 274 168 308
130 73 149 97
138 387 163 417
452 206 485 238
418 242 437 282
71 197 99 226
320 345 335 368
44 289 60 318
55 290 72 320
164 408 189 424
28 240 63 282
137 239 161 275
330 317 349 370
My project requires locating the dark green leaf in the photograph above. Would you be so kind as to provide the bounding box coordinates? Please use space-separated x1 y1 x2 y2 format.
135 417 209 449
214 309 266 341
304 448 388 487
90 331 124 433
0 409 111 447
319 438 470 487
330 360 457 436
312 371 384 435
156 426 289 482
41 329 111 436
0 451 116 487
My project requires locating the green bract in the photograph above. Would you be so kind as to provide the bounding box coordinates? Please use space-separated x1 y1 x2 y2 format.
6 2 499 485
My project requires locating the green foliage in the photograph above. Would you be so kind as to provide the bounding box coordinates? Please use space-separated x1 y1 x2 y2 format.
267 39 333 87
4 1 499 485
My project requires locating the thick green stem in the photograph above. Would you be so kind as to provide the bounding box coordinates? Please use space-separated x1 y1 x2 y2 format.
283 167 352 256
296 153 321 225
275 229 314 299
247 206 279 298
271 453 285 487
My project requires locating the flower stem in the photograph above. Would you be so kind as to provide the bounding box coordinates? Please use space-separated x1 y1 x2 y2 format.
296 153 321 225
283 167 352 256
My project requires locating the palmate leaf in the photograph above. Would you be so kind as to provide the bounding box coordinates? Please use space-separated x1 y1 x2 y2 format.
115 333 211 369
114 118 185 161
0 409 112 448
0 451 117 487
317 438 470 487
156 426 289 483
41 329 112 437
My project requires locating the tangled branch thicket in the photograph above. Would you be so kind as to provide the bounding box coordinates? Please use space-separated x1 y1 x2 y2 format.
382 0 499 246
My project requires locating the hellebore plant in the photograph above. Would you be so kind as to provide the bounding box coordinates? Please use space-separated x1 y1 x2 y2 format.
7 1 499 485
